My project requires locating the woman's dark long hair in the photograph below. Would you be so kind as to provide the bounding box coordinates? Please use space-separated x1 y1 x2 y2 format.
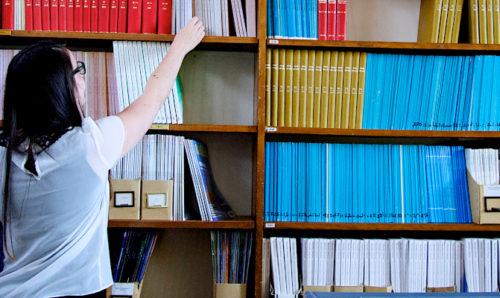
1 40 83 261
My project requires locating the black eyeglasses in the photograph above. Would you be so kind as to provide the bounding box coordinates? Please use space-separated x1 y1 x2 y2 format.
72 61 86 76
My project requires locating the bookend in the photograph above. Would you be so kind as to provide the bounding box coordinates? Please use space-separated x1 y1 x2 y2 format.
109 180 141 220
106 282 142 298
426 286 456 293
213 283 247 298
333 286 364 292
467 171 500 224
364 286 393 293
302 285 334 293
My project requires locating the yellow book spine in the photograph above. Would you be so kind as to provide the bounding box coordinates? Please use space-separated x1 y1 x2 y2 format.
479 0 487 43
320 51 331 128
418 0 443 42
306 50 316 128
487 0 494 43
439 0 449 42
271 49 279 126
470 0 479 43
334 52 345 128
278 49 286 126
284 49 293 127
313 50 324 128
452 0 464 43
445 0 457 43
356 52 367 129
341 51 352 129
299 50 309 127
266 49 272 126
327 51 338 129
349 52 360 129
494 0 500 43
292 50 301 127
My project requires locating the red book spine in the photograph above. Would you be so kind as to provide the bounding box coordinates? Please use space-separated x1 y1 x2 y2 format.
157 0 171 34
109 0 118 32
2 0 14 30
318 0 327 40
90 0 98 31
327 0 336 40
74 0 83 31
127 0 142 33
33 0 43 30
141 0 156 33
98 0 110 32
67 0 74 31
42 0 51 30
336 0 347 41
50 0 59 31
26 0 34 30
59 0 67 31
117 0 127 33
82 0 90 31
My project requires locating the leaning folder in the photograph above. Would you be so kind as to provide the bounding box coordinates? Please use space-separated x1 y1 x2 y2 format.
467 170 500 224
109 179 141 220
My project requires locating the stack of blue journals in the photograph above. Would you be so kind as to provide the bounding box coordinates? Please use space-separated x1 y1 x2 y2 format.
264 142 472 223
267 0 318 39
363 54 500 131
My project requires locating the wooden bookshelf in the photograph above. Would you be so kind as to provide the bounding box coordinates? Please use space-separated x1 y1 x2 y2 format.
2 1 500 297
108 217 255 229
264 222 500 232
264 127 500 138
149 124 257 133
267 39 500 52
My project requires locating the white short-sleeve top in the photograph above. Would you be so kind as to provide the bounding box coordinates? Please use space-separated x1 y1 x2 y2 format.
0 116 125 298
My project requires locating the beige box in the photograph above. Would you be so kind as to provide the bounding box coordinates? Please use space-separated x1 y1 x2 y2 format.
109 180 141 220
364 286 392 293
303 285 334 293
106 282 142 298
141 180 173 220
333 286 364 292
214 283 247 298
467 171 500 224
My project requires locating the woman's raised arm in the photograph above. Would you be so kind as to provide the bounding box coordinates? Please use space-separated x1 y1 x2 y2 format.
117 17 205 156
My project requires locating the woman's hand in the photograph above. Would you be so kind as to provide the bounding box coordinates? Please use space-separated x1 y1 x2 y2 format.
171 17 205 56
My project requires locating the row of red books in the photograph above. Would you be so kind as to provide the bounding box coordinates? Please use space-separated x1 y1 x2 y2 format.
1 0 174 34
319 0 347 41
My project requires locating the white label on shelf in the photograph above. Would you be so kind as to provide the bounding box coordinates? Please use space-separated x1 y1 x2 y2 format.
265 222 276 228
269 39 279 44
112 283 135 296
266 127 277 132
484 185 500 197
115 193 134 207
147 193 167 208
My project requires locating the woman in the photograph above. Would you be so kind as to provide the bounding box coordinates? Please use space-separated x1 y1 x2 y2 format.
0 18 204 298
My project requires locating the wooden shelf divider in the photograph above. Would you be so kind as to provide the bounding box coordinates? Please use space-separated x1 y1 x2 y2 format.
149 124 257 133
265 222 500 232
2 30 258 49
265 127 500 138
267 38 500 52
109 217 255 229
